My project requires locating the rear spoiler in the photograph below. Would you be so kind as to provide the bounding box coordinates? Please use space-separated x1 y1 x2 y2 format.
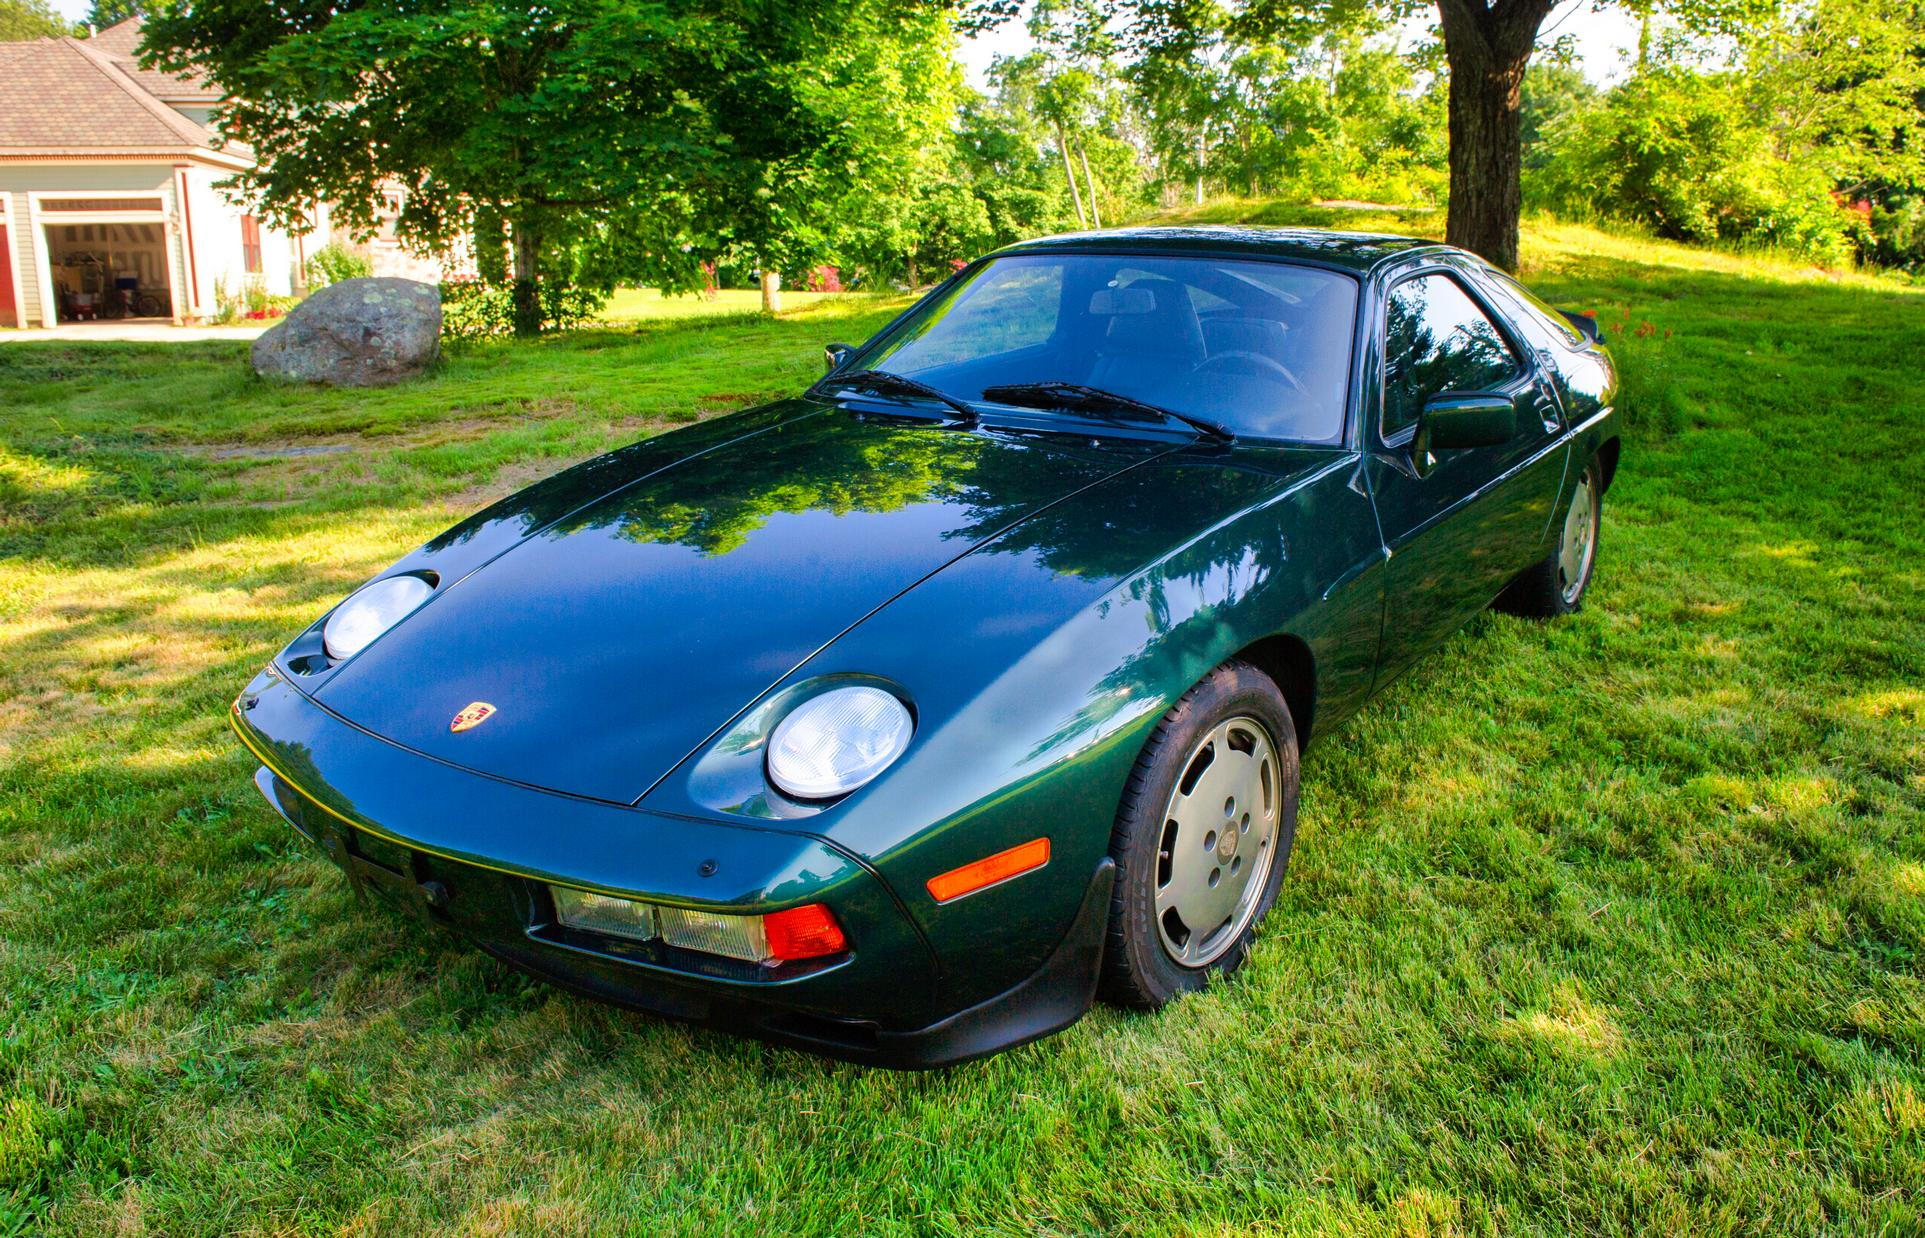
1560 310 1605 345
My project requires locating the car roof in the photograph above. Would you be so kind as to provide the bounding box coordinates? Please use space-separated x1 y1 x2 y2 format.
995 225 1446 274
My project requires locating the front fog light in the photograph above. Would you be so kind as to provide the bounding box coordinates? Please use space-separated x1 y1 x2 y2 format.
552 886 657 941
657 905 771 962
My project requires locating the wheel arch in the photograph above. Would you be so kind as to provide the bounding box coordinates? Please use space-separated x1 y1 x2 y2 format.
1596 435 1621 494
1228 633 1316 755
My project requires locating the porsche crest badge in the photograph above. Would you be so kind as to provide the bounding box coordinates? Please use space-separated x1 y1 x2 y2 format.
450 701 497 733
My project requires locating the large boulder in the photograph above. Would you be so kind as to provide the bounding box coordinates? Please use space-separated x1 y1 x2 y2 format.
252 277 441 387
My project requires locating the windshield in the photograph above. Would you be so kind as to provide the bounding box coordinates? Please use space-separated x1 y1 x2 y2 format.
854 253 1359 443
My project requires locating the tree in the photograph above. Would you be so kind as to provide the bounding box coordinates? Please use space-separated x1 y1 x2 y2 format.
85 0 145 29
1519 58 1595 170
0 0 68 40
1526 0 1923 266
1223 0 1771 270
143 0 959 334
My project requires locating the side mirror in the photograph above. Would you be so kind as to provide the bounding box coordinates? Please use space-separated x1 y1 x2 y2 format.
823 342 856 375
1418 394 1514 453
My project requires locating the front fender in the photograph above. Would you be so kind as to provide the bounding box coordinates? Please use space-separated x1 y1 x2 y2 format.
643 445 1385 1009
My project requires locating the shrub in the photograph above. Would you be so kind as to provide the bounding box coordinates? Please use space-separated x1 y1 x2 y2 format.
1865 197 1925 273
303 242 374 290
438 278 607 340
1527 69 1858 267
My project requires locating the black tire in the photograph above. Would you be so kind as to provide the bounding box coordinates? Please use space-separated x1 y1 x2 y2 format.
1495 458 1603 618
1099 659 1300 1010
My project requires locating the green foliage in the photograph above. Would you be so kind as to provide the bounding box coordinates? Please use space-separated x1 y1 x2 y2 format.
1520 60 1597 171
810 7 994 285
300 243 373 291
140 0 963 331
439 278 608 342
1526 0 1923 269
83 0 142 29
1865 197 1925 272
1530 69 1860 265
1095 0 1447 206
0 0 67 40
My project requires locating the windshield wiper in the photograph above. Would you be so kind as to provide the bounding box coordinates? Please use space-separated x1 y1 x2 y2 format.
813 369 978 426
979 381 1234 443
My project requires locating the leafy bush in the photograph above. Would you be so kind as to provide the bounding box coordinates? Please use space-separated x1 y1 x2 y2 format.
303 242 374 290
438 278 607 340
1528 70 1859 267
1864 197 1925 273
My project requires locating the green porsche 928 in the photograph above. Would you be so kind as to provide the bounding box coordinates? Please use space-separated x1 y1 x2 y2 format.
232 227 1619 1067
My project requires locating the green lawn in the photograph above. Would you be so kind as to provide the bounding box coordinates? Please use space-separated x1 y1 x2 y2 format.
598 286 877 323
2 217 1921 1235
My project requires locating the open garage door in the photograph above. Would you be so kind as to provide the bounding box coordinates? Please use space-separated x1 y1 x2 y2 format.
43 221 175 323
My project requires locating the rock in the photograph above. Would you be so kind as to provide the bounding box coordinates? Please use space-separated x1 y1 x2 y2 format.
251 277 441 387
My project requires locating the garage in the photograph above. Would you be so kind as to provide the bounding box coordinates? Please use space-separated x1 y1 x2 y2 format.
37 199 176 323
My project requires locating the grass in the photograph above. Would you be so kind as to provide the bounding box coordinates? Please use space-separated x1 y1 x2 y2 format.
2 212 1921 1235
598 287 863 322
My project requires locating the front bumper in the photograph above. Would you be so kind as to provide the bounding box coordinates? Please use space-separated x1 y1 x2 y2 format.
233 668 1109 1068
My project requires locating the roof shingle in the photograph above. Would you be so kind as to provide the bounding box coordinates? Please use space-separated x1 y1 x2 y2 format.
88 17 223 103
0 29 225 156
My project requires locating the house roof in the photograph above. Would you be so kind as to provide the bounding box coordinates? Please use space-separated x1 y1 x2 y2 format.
0 20 240 165
88 17 223 105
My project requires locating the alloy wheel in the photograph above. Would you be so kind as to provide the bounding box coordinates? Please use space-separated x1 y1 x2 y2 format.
1153 716 1282 968
1558 469 1599 605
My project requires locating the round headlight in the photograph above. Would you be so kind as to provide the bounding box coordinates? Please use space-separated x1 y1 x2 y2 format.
766 685 913 800
322 575 434 662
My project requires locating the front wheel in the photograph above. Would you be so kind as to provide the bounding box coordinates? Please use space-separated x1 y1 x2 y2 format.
1496 459 1602 618
1100 660 1299 1009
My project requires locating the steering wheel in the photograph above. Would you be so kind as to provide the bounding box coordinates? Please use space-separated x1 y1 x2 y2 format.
1194 350 1307 395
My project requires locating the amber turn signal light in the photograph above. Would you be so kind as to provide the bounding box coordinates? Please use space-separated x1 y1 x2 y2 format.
925 837 1051 904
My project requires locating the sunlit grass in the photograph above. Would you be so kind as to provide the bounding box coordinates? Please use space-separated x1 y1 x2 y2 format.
1 214 1920 1233
599 287 888 322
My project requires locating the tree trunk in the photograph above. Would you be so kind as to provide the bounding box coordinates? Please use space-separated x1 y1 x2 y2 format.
1438 0 1550 273
510 215 541 338
759 268 781 314
906 254 918 289
1056 122 1088 228
1078 144 1103 229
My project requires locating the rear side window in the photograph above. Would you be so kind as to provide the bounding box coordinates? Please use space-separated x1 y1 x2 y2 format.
1381 273 1521 437
1485 270 1585 347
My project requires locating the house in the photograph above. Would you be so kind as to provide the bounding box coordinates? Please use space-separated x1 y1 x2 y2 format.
0 18 456 329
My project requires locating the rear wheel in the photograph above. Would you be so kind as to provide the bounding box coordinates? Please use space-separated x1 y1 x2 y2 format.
1100 660 1299 1009
1496 459 1601 618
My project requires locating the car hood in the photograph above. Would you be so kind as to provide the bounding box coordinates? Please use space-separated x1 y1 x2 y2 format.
314 401 1173 804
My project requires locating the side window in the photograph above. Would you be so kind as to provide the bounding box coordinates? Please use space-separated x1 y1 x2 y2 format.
1381 273 1521 437
1488 270 1585 347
